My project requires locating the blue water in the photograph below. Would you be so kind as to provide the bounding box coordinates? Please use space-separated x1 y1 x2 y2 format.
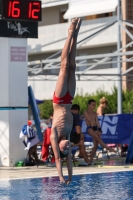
0 171 133 200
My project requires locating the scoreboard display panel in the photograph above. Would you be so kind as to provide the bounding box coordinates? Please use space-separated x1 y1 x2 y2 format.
1 0 42 21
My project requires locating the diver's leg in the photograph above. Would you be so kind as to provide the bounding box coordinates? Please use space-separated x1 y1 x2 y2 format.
54 19 78 97
67 18 82 97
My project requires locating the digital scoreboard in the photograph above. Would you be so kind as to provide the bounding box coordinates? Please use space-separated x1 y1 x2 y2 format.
0 0 42 38
1 0 42 21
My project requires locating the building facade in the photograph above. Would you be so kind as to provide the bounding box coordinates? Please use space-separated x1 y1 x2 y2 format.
28 0 131 100
122 0 133 91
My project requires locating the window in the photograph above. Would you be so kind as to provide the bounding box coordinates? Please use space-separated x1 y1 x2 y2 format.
60 10 68 23
85 12 113 20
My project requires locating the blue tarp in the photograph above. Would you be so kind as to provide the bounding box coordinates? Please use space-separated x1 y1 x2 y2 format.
28 86 43 142
28 99 44 105
81 114 133 144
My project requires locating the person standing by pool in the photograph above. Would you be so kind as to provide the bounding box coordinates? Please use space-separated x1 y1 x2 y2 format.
97 97 108 116
84 99 116 165
50 18 82 184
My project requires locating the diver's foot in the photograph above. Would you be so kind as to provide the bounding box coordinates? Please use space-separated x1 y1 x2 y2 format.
74 18 82 36
68 18 78 35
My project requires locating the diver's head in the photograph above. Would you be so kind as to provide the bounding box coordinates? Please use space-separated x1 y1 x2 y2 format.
58 139 69 158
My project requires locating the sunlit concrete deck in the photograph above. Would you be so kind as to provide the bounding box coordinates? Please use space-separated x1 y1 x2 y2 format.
0 157 133 180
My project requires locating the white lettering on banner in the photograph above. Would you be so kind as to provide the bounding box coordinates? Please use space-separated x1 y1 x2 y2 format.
101 135 118 139
100 116 118 135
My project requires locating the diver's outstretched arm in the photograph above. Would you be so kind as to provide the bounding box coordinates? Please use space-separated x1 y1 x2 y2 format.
66 144 72 184
50 128 65 183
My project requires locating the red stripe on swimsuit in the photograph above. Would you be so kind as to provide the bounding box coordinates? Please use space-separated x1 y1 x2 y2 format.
53 92 73 104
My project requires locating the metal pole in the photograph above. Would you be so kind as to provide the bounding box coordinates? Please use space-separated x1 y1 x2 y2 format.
117 0 122 114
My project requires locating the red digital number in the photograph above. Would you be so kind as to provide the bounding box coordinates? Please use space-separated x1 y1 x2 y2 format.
28 2 40 19
8 1 20 18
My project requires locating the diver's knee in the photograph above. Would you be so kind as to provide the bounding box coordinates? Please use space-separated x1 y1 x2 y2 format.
60 62 69 73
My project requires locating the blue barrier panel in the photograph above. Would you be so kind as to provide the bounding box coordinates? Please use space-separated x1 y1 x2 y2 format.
125 131 133 164
81 114 133 144
28 86 43 142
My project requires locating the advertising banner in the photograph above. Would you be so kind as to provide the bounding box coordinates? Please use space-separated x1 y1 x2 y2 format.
82 114 133 144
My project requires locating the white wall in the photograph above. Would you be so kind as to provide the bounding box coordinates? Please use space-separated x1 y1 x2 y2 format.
0 38 28 166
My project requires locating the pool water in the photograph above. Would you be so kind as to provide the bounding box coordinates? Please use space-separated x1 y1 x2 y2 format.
0 171 133 200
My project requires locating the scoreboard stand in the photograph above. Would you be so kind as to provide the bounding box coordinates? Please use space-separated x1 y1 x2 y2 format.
0 0 41 167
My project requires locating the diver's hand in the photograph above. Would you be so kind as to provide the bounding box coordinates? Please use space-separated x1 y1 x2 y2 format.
60 177 66 184
65 180 71 185
60 178 71 185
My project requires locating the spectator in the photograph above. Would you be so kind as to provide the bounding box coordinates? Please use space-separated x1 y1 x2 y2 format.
84 99 116 165
71 104 91 165
41 127 52 163
97 97 108 116
41 113 53 163
20 120 39 166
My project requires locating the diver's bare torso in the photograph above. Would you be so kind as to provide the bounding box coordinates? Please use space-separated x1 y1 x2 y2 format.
52 103 73 138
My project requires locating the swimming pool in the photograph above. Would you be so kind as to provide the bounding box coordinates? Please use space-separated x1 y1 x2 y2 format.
0 171 133 200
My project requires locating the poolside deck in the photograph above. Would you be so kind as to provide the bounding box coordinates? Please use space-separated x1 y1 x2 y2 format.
0 156 133 180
